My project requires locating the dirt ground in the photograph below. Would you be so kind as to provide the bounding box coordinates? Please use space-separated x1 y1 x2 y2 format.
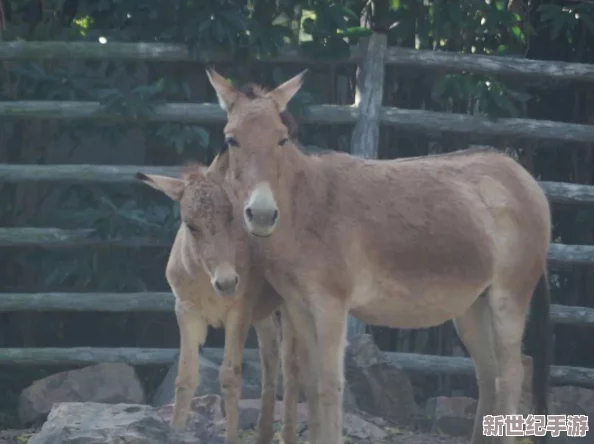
0 427 469 444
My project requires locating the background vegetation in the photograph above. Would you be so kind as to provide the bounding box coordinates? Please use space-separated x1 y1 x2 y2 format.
0 0 593 427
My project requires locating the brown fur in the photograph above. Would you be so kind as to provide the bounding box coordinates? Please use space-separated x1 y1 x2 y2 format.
136 159 305 444
205 68 553 444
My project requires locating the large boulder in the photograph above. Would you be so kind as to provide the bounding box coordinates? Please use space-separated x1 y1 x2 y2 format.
28 395 397 444
425 396 477 437
19 362 145 425
28 402 171 444
344 334 419 425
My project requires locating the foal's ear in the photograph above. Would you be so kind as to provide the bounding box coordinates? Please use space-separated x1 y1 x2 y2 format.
135 172 184 201
205 68 241 112
267 69 308 112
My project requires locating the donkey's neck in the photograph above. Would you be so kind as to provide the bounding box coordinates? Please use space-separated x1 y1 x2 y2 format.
277 142 333 229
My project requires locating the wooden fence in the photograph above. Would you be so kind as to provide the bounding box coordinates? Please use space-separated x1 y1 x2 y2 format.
1 35 594 387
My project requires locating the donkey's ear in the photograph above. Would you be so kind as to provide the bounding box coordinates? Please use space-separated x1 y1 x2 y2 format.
206 150 230 181
135 172 184 201
267 69 308 112
205 68 241 111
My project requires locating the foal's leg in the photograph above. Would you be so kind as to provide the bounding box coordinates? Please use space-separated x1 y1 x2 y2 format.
310 297 348 444
454 294 497 444
488 284 531 444
171 298 208 430
253 313 281 444
283 299 322 444
279 306 300 444
220 304 252 444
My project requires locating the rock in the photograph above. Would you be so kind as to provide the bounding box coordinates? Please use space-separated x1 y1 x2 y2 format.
236 399 309 430
344 334 418 425
19 363 145 425
549 386 594 443
158 395 226 444
152 354 264 407
426 396 477 437
28 402 170 444
343 412 388 441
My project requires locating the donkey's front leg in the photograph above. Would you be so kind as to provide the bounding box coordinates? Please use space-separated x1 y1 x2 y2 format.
220 304 252 444
171 298 208 430
283 300 321 444
279 306 300 444
253 313 282 444
311 298 348 444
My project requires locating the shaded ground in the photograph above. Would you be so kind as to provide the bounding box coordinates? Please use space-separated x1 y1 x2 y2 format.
0 427 468 444
0 429 37 444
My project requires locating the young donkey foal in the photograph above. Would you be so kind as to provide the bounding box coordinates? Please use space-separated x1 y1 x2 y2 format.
136 158 301 444
205 69 553 444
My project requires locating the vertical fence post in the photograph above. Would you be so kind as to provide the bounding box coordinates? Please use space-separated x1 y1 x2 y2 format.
347 32 387 340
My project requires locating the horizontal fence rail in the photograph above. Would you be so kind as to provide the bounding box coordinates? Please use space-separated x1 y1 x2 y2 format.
0 346 591 387
0 292 592 327
1 228 591 265
2 101 594 145
0 228 171 247
2 42 594 83
1 164 593 207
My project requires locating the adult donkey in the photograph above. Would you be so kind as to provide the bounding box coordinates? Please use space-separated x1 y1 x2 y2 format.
204 68 552 444
136 156 309 444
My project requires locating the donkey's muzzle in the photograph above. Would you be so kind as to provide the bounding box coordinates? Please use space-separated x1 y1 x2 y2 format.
243 182 279 237
212 267 239 297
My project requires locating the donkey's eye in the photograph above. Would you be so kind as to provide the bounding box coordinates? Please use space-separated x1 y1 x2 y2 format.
279 138 288 146
225 137 239 147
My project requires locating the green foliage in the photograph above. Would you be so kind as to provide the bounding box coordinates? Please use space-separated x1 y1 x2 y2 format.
539 2 594 42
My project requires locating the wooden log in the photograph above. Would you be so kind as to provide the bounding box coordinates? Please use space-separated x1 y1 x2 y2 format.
347 33 387 339
350 33 387 159
550 304 594 326
0 292 175 312
0 101 358 125
0 164 182 183
0 41 335 63
548 244 594 266
538 181 594 206
202 348 594 388
384 47 594 83
2 101 594 144
2 41 594 83
1 165 594 207
0 228 591 264
380 107 594 144
0 293 592 327
0 228 171 247
0 346 591 387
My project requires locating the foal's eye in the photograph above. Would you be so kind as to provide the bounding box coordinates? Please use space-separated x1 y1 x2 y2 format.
279 138 288 146
225 137 239 147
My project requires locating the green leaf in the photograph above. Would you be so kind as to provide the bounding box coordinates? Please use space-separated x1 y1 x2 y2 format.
390 0 401 11
340 26 372 38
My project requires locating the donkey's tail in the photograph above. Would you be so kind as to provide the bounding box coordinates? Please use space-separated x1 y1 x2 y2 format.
524 272 552 442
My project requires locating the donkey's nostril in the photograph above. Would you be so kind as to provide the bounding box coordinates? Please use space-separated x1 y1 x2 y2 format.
214 280 223 291
271 210 279 224
234 275 239 286
245 207 254 222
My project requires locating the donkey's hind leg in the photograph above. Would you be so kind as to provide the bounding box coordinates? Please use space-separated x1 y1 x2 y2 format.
454 293 497 444
488 283 532 444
